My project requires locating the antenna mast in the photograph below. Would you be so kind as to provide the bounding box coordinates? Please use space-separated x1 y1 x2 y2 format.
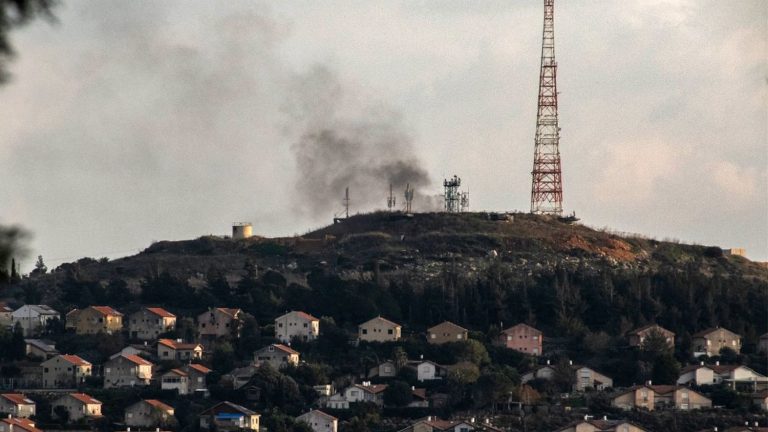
387 183 396 211
530 0 563 215
343 187 350 219
404 184 414 213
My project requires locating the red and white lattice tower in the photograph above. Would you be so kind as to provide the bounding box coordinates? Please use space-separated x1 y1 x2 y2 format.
530 0 563 215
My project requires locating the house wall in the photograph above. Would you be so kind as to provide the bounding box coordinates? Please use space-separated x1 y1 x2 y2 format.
42 357 91 388
186 370 208 393
53 397 101 422
694 329 741 356
161 373 188 395
613 388 654 411
129 310 175 340
629 326 675 348
275 313 319 343
0 399 35 418
69 308 123 335
254 348 299 369
12 307 58 336
104 357 152 389
297 412 337 432
198 310 239 338
573 368 612 391
358 320 401 343
125 402 172 427
500 326 542 355
427 325 467 345
416 363 437 381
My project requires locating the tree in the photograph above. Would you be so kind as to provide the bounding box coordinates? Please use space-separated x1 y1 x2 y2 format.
30 255 47 275
1 0 56 82
383 380 412 407
651 354 680 384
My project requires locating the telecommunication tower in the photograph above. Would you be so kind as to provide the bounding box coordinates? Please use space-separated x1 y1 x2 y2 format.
444 175 469 213
404 183 414 213
387 184 396 211
530 0 563 216
333 187 350 224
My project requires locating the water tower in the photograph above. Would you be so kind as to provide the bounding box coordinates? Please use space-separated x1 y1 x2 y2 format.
232 222 253 240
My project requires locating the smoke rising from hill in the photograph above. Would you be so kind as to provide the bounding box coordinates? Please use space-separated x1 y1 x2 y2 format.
287 66 435 216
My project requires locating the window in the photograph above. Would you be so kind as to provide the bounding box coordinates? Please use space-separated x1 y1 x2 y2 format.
430 334 436 339
387 329 393 335
278 323 283 327
303 323 308 328
362 329 368 335
457 334 462 339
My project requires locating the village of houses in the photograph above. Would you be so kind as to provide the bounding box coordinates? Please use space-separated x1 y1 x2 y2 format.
0 302 766 432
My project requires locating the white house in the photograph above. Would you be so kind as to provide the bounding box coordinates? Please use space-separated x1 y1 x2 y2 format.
296 410 338 432
275 311 320 343
12 305 59 336
325 383 387 409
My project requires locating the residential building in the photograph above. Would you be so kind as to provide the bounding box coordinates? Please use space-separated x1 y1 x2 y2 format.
275 311 320 343
51 393 102 421
41 354 92 388
406 360 447 382
199 401 259 432
627 324 675 349
296 410 338 432
222 365 258 390
692 327 741 356
555 419 649 432
358 316 401 343
0 418 43 432
109 345 152 360
0 394 36 418
0 303 12 328
758 333 768 355
124 399 175 428
521 362 613 392
185 363 212 394
678 363 767 390
427 321 468 345
161 369 189 395
497 323 542 355
611 385 711 411
197 308 243 339
157 339 203 361
367 361 398 379
65 306 123 335
397 417 475 432
103 354 153 388
11 305 59 336
326 383 387 409
254 344 300 369
24 339 58 359
408 388 429 408
128 307 176 340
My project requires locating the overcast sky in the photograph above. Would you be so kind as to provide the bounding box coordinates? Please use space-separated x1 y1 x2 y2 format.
1 0 766 269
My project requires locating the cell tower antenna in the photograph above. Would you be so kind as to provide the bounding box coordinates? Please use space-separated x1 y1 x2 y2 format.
443 175 466 213
387 183 397 211
530 0 563 216
343 187 350 219
404 183 414 213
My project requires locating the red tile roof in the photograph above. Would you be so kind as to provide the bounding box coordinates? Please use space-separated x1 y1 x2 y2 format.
145 307 175 318
144 399 174 412
1 418 42 432
187 364 212 374
427 321 468 334
91 306 123 316
354 383 387 394
60 354 91 366
120 354 153 366
271 344 300 355
69 393 101 405
216 308 242 318
166 368 188 377
501 323 541 335
280 310 319 322
361 316 401 328
158 339 202 350
1 393 35 405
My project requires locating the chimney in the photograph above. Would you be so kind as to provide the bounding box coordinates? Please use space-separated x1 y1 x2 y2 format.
411 386 415 391
569 360 572 366
646 380 652 386
716 361 720 366
700 361 704 366
603 416 607 420
546 359 550 365
127 428 131 432
420 354 424 360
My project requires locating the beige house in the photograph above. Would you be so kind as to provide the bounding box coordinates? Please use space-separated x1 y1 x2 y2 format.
52 393 102 422
185 364 212 393
275 311 320 343
555 419 649 432
358 316 401 343
396 418 475 432
65 306 123 335
128 307 176 340
103 354 153 389
612 385 711 411
627 324 675 349
197 308 243 339
254 344 300 369
42 354 92 388
521 362 613 392
427 321 468 345
0 418 42 432
200 401 259 431
157 339 204 361
0 394 36 418
692 327 741 356
296 410 338 432
497 323 542 355
124 399 175 428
